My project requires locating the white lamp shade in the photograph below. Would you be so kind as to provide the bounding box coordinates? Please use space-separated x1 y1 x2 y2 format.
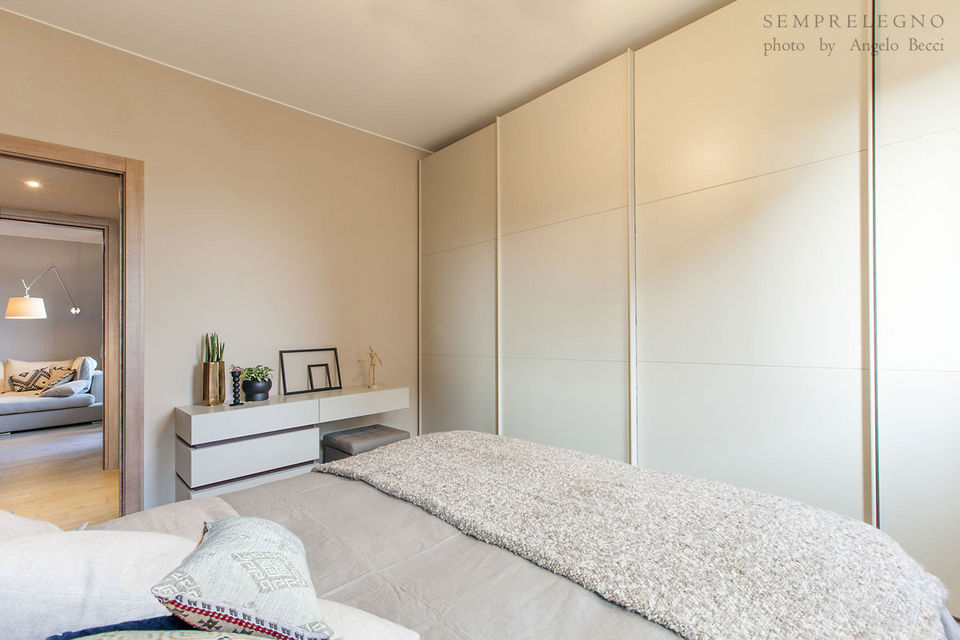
5 296 47 319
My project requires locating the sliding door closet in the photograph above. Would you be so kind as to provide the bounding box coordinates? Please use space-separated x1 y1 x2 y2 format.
419 0 957 612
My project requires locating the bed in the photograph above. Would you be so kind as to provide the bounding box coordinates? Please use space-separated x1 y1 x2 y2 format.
98 473 679 639
92 431 959 640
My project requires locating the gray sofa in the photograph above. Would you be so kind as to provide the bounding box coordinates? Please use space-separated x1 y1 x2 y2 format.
0 357 103 433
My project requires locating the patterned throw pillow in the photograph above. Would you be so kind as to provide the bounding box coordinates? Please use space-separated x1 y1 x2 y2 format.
9 367 52 392
152 517 334 640
65 632 258 639
48 367 77 387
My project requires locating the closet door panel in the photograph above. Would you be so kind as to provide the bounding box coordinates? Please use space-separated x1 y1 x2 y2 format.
500 54 629 235
501 358 628 461
419 124 497 436
634 0 868 518
875 130 960 371
498 53 630 459
636 154 864 369
873 1 960 145
634 0 868 203
421 355 496 434
421 124 497 254
500 207 628 362
421 240 496 359
637 361 866 521
875 7 960 606
877 370 960 610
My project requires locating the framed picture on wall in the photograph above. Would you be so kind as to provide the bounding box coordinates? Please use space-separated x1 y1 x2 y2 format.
279 348 342 395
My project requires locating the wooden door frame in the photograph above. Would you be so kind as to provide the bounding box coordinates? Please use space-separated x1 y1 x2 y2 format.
0 133 144 514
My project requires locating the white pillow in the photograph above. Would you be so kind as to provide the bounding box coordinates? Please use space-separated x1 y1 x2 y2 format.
0 510 61 541
320 599 420 640
0 530 197 640
41 380 90 397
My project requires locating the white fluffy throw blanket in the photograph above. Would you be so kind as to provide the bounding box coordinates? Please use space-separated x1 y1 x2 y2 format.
318 431 947 639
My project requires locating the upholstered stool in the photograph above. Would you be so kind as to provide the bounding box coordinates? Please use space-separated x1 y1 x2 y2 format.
322 424 409 462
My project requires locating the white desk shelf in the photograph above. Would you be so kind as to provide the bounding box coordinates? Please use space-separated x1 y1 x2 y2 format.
174 385 409 500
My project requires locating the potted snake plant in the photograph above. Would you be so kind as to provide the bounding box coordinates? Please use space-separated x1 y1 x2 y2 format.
201 332 225 406
240 364 273 402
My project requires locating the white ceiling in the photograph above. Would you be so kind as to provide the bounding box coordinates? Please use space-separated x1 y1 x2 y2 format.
0 0 730 151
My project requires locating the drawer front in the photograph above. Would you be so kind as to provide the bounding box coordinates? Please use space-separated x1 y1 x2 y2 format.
175 463 315 500
319 387 409 422
175 400 318 445
177 426 319 488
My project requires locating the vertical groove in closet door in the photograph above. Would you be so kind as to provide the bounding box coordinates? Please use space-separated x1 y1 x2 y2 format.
495 117 503 436
419 125 497 434
499 53 630 460
627 48 639 466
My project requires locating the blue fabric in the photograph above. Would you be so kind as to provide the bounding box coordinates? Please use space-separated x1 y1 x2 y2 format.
45 615 191 639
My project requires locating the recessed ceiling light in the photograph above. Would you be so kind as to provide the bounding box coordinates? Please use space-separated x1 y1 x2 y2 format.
25 180 41 188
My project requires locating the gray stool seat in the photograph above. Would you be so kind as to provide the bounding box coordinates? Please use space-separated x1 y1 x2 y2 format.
322 424 409 461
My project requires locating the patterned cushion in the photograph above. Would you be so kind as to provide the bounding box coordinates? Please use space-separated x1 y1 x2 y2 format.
44 615 191 639
2 358 73 392
49 367 77 387
70 632 256 639
9 367 52 392
152 518 333 640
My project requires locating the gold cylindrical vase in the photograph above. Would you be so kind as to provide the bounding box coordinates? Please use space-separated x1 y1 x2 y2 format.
202 361 225 406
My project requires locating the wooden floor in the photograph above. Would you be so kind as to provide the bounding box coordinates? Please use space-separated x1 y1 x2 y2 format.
0 423 119 529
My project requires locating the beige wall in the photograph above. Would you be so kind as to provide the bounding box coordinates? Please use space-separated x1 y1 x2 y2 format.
0 11 425 508
0 235 103 363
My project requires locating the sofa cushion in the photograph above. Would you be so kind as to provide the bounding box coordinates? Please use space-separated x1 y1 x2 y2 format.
49 367 77 387
9 367 52 392
0 392 95 416
3 358 73 393
41 381 90 398
71 357 97 392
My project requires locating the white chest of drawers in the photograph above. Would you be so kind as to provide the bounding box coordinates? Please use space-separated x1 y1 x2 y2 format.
174 385 409 499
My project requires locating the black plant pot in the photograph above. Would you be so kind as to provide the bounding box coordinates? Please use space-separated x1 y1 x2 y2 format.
241 378 272 402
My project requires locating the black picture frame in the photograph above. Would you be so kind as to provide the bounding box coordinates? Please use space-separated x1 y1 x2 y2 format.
279 348 342 395
307 364 331 390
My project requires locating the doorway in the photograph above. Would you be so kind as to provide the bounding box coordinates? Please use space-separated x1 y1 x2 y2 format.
0 133 143 516
0 215 110 526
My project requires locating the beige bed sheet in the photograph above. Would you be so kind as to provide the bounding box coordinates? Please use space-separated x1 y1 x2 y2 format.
215 472 679 640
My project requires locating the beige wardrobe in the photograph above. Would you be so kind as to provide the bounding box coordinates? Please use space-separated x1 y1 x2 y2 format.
419 0 959 612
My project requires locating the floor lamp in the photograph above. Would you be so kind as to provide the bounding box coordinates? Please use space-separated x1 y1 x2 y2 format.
4 264 81 319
